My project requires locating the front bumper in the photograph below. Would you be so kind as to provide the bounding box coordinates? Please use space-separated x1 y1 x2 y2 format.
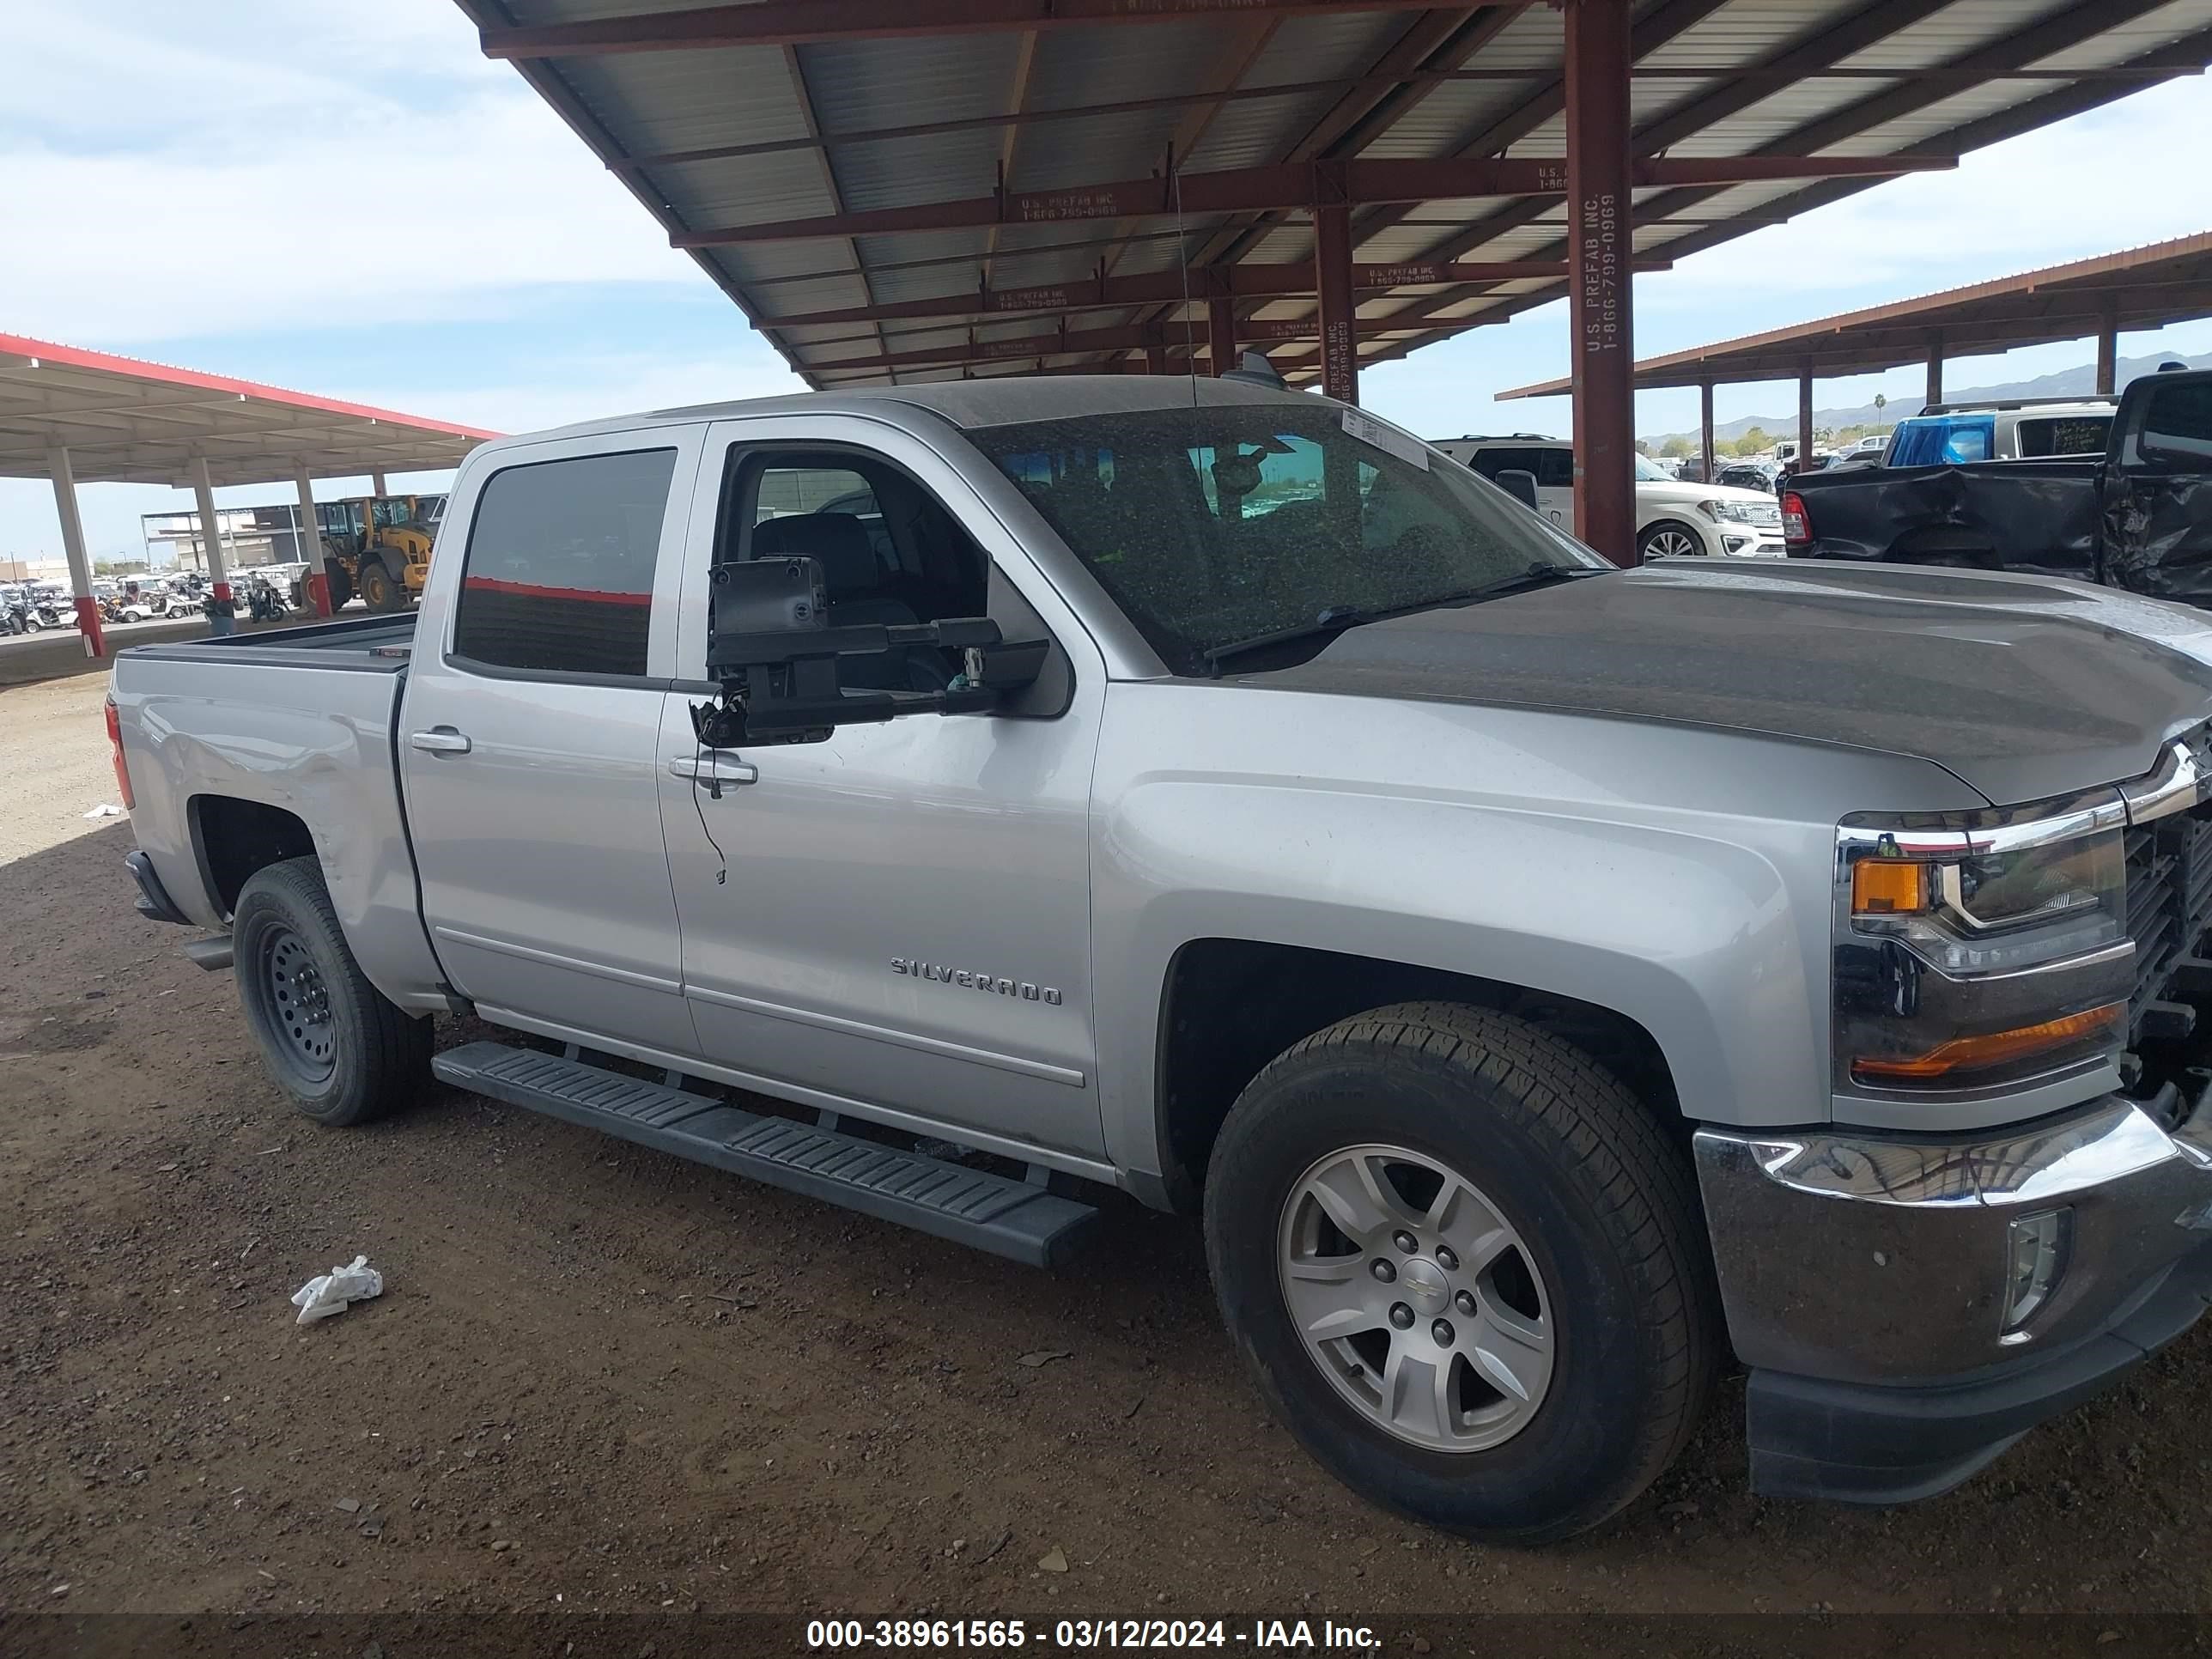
1694 1093 2212 1503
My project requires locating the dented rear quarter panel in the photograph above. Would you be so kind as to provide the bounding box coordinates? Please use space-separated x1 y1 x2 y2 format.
109 645 447 1012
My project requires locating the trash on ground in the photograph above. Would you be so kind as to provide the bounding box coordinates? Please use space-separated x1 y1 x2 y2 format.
1037 1547 1070 1573
289 1255 384 1324
1017 1349 1072 1369
82 804 124 820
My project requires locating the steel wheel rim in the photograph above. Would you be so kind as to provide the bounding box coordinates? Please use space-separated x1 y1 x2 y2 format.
262 927 337 1082
1645 526 1699 558
1277 1142 1553 1454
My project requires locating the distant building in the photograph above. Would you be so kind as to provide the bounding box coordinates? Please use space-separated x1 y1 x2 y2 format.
142 502 319 571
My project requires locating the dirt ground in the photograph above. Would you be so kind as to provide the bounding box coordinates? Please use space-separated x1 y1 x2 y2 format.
3 671 2211 1652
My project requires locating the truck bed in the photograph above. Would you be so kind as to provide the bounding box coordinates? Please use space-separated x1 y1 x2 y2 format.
119 610 418 668
109 609 446 1012
1790 457 2103 579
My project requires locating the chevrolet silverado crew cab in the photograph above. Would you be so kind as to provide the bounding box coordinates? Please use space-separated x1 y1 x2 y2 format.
112 377 2212 1542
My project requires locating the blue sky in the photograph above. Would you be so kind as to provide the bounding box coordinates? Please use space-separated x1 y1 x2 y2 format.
3 0 2209 562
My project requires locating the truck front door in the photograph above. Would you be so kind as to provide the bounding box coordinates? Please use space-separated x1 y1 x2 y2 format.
657 418 1107 1160
401 427 703 1054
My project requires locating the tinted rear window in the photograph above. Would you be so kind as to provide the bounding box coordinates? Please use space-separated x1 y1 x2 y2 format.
452 448 676 678
2014 415 2111 458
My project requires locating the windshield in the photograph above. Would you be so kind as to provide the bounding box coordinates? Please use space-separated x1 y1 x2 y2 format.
1632 454 1669 482
1890 415 1995 467
970 404 1605 674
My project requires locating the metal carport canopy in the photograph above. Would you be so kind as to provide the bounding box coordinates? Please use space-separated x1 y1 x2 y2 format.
1494 229 2212 394
1492 228 2212 479
1 331 495 657
461 0 2212 561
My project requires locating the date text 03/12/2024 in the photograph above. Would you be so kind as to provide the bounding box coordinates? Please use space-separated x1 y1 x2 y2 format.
805 1618 1383 1651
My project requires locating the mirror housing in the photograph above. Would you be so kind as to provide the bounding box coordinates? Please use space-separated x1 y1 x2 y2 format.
699 556 1040 744
1495 468 1541 510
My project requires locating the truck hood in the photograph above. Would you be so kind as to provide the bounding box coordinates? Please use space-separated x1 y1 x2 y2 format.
1249 561 2212 805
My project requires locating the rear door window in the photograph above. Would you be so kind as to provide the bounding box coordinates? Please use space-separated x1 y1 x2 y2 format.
2137 380 2212 466
451 447 678 678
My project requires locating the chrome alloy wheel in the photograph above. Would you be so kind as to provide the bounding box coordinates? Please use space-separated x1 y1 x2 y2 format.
1642 525 1702 559
1277 1143 1553 1453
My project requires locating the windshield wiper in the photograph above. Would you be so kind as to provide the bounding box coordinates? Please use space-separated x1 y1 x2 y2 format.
1462 562 1613 602
1202 604 1372 672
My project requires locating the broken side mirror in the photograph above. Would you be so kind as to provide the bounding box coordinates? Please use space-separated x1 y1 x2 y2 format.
1495 468 1540 511
698 556 1044 746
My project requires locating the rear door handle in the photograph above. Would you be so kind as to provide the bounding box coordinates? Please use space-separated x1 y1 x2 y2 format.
409 727 472 755
669 755 759 786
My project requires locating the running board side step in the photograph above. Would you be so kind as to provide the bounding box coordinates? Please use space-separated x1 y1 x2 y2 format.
430 1042 1097 1267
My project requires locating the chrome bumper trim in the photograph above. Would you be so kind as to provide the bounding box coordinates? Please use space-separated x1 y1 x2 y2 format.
1694 1094 2212 1382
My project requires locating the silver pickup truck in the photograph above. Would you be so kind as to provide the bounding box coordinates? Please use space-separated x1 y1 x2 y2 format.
110 376 2212 1542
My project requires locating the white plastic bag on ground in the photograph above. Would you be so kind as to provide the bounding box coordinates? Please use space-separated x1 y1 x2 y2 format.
290 1255 384 1324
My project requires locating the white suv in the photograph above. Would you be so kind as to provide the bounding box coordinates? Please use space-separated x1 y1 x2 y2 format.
1433 434 1786 559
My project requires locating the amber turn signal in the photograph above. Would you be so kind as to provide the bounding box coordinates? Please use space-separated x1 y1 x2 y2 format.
1850 1002 2124 1084
1850 859 1928 916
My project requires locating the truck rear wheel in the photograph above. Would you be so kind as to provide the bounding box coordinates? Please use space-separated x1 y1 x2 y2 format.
1203 1001 1717 1543
233 856 431 1127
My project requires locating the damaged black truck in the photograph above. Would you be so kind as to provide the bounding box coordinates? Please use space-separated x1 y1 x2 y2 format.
1785 368 2212 600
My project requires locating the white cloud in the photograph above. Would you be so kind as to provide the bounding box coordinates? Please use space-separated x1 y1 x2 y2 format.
0 2 703 341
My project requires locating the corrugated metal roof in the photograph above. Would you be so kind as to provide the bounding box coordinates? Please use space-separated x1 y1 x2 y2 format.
457 0 2212 387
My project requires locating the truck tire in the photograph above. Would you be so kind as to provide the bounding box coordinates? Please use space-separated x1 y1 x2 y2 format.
1638 519 1705 560
232 856 431 1127
1203 1001 1717 1543
357 559 402 613
324 559 354 610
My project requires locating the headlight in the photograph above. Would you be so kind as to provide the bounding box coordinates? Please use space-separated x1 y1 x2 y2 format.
1698 498 1780 526
1834 797 2132 1094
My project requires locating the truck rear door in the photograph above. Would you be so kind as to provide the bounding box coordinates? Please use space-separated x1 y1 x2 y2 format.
2102 372 2212 603
399 425 704 1054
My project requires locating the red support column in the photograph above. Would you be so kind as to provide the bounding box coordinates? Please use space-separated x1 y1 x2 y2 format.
1924 333 1943 410
2095 296 2118 397
1208 295 1238 375
1565 0 1634 565
1314 202 1358 405
1698 382 1716 485
1797 371 1814 475
1146 344 1170 376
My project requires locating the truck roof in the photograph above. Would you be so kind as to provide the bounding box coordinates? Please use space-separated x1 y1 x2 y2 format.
495 374 1323 453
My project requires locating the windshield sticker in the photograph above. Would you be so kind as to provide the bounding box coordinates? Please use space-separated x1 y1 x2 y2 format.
1341 409 1430 471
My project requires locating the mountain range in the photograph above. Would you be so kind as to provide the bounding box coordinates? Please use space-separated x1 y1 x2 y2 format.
1642 349 2212 445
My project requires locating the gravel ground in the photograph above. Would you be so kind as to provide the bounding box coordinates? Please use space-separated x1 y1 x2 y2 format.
3 672 2210 1652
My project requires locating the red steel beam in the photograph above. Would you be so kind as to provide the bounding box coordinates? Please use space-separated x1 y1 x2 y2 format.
767 256 1672 327
1315 203 1358 404
808 313 1482 374
1207 296 1238 374
675 154 1949 246
481 0 1504 58
1565 0 1635 568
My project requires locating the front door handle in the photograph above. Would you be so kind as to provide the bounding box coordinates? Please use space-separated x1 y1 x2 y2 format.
669 755 759 787
409 726 471 755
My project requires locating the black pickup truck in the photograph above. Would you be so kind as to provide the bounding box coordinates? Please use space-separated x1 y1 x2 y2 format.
1785 368 2212 602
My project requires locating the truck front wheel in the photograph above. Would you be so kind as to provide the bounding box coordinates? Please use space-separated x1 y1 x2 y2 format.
233 856 431 1126
1203 1001 1717 1543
